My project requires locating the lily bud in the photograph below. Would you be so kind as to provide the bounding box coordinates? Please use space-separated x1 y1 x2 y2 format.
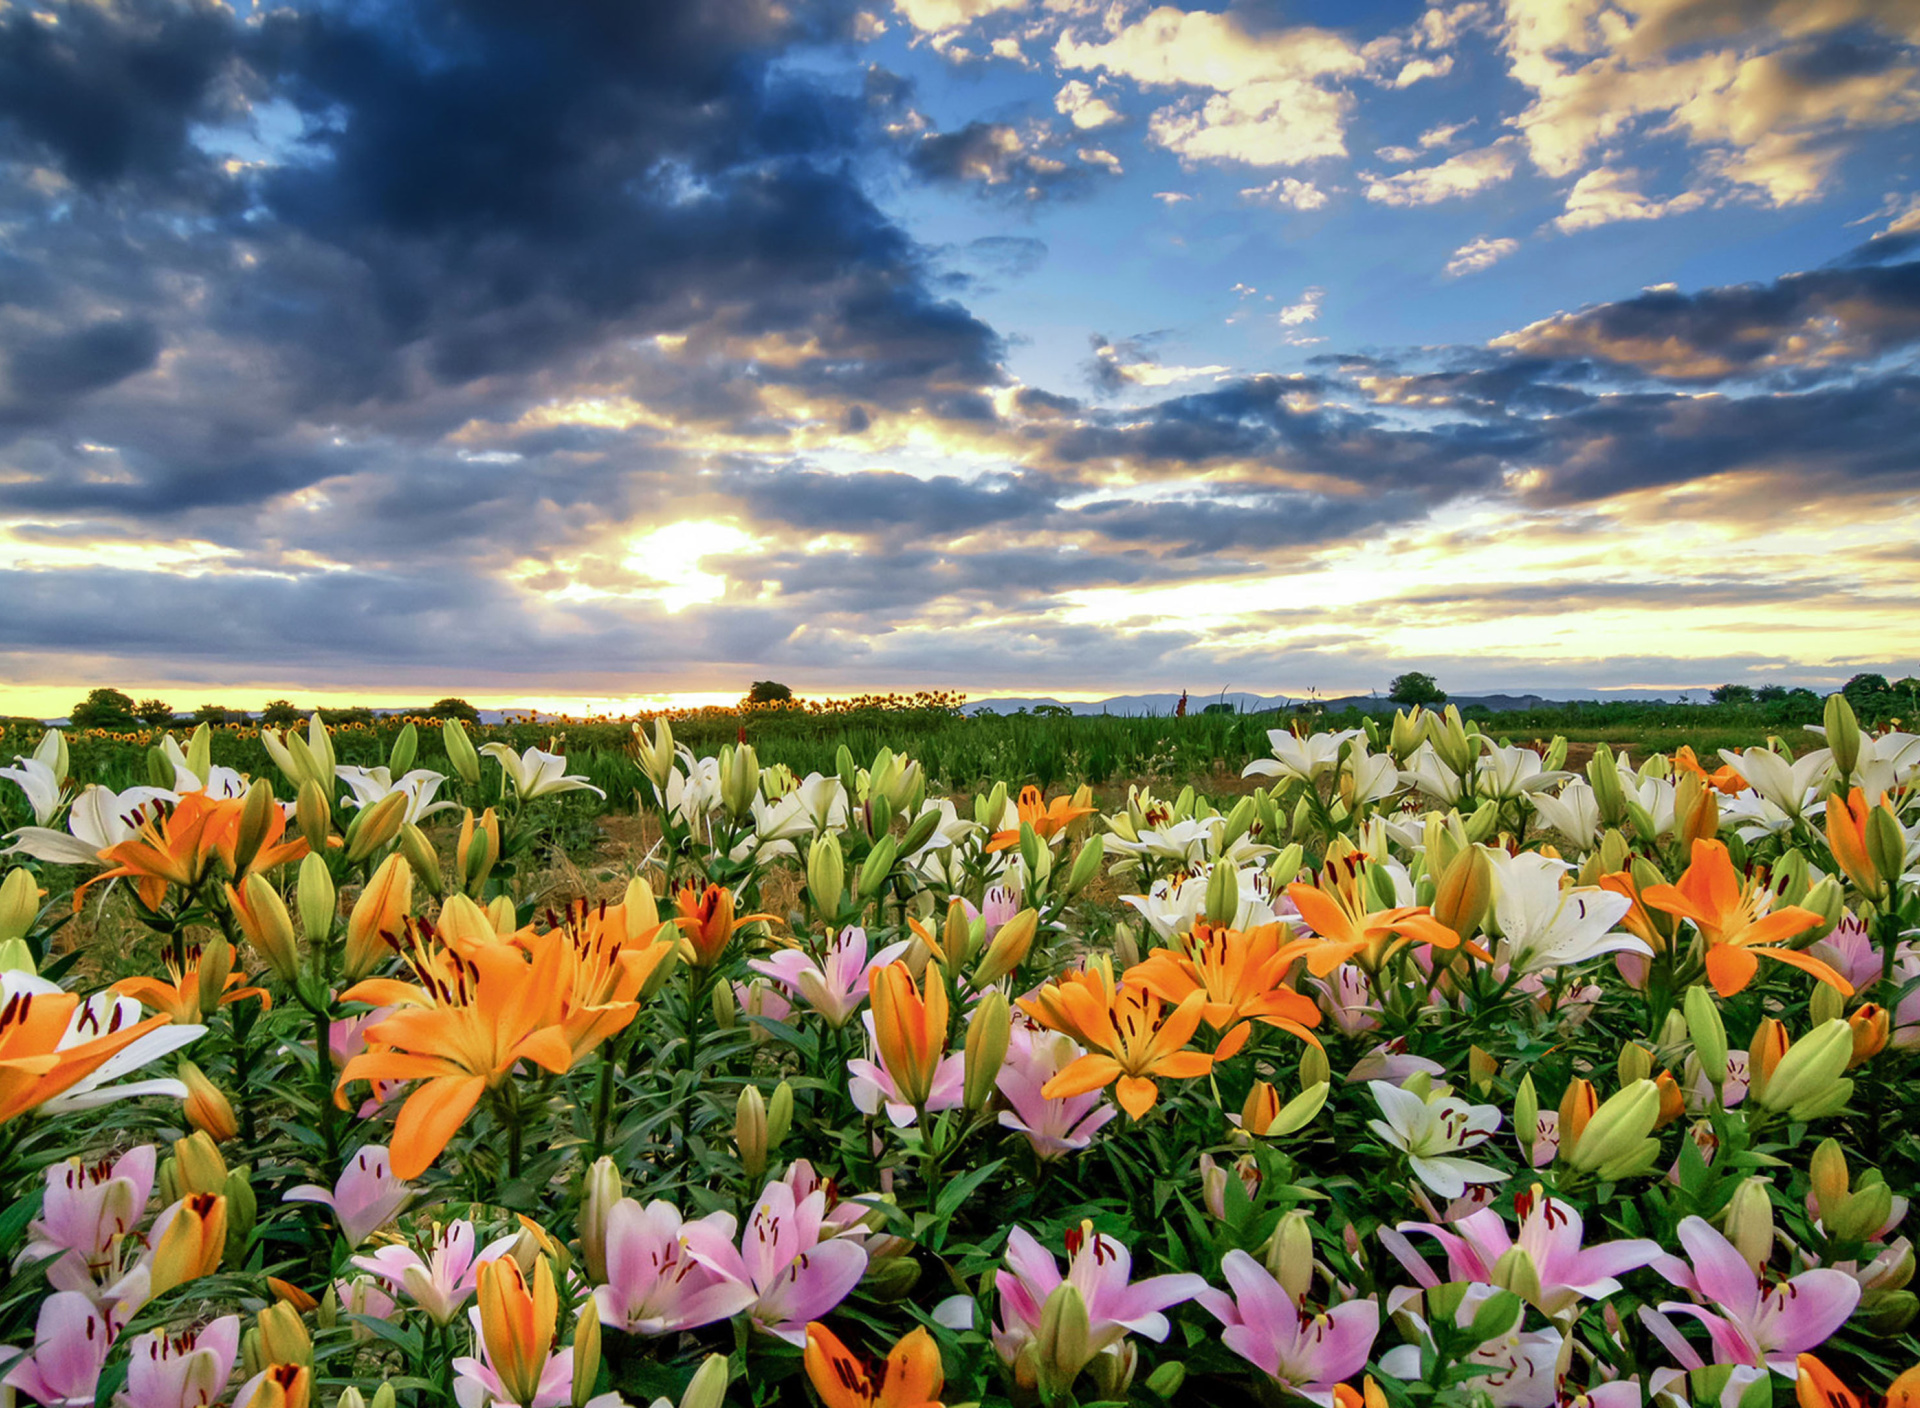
1653 1070 1685 1129
1035 1283 1094 1396
1811 1138 1852 1221
578 1156 622 1282
1513 1074 1538 1157
1748 1018 1790 1102
1810 977 1845 1026
1685 985 1729 1086
1617 1042 1653 1087
1063 834 1105 898
345 854 412 982
1773 848 1812 905
965 990 1011 1112
807 833 845 917
1557 1077 1598 1159
397 823 444 898
679 1356 730 1408
857 834 898 900
180 1062 239 1143
1867 805 1907 897
150 1192 228 1294
1759 1020 1855 1119
237 1366 310 1408
442 718 482 786
0 866 40 950
975 907 1038 987
1298 1041 1330 1090
457 808 500 895
195 935 234 1018
1722 1177 1775 1274
1674 772 1719 855
344 791 408 864
1204 861 1240 927
571 1304 600 1408
484 894 516 936
1390 707 1428 761
296 853 336 945
231 874 299 983
1848 1003 1890 1067
1832 1178 1895 1245
735 1085 768 1182
1430 845 1492 942
766 1080 793 1149
232 779 280 877
386 721 418 776
1145 1363 1186 1401
1566 1080 1660 1176
296 779 331 854
631 718 675 792
224 1166 256 1263
173 1131 231 1195
1464 799 1500 843
898 807 942 859
1491 1246 1545 1310
720 743 759 821
1801 877 1845 939
1468 1045 1497 1096
256 1302 312 1368
711 980 736 1030
1825 692 1862 779
1266 1209 1316 1300
1267 842 1305 885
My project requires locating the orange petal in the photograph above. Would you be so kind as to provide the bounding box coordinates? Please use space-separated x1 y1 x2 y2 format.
1705 943 1759 998
1114 1075 1160 1119
1041 1053 1124 1100
390 1075 487 1180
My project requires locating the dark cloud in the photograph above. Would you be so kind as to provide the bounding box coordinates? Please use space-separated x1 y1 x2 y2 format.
1 318 161 418
724 466 1055 534
904 121 1104 202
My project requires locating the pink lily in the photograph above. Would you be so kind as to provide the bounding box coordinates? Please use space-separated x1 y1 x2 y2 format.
779 1161 911 1261
1809 915 1883 993
749 927 910 1028
1382 1284 1561 1408
287 1145 413 1247
590 1198 757 1336
689 1180 868 1345
353 1220 518 1325
1346 1038 1445 1085
335 1275 398 1339
996 1026 1116 1160
975 1223 1207 1368
1311 964 1381 1036
1684 1053 1750 1112
3 1293 115 1408
1195 1249 1377 1406
1649 1215 1859 1375
847 1010 964 1127
23 1146 155 1289
1382 1187 1662 1317
981 884 1022 934
116 1315 239 1408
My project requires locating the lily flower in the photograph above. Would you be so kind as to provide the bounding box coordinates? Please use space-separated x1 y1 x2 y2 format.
1381 1284 1560 1408
849 1015 964 1127
5 784 177 866
334 934 589 1179
996 1025 1117 1160
456 1256 570 1408
867 960 950 1110
353 1220 518 1324
1244 728 1364 787
0 754 62 826
1023 975 1212 1119
1674 746 1747 795
116 1315 239 1408
478 744 605 802
24 1146 156 1288
986 785 1097 853
691 1180 869 1345
1287 855 1464 976
1528 781 1604 850
2 977 200 1124
3 1292 115 1408
591 1197 757 1335
1641 841 1844 997
1794 1354 1920 1408
286 1145 414 1247
1367 1078 1507 1198
1105 816 1223 868
1125 920 1322 1060
335 766 461 825
1486 851 1645 975
1196 1250 1378 1406
74 793 240 913
672 882 775 968
1717 747 1831 820
803 1323 945 1408
1650 1215 1859 1376
750 926 910 1028
1120 865 1281 941
1382 1186 1661 1317
110 942 269 1026
515 899 672 1057
1827 788 1899 900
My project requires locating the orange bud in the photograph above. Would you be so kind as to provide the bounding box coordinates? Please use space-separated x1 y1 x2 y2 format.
869 960 949 1109
1241 1081 1282 1137
148 1192 228 1294
1653 1070 1686 1130
1557 1077 1598 1158
344 854 412 981
267 1278 319 1313
1848 1004 1890 1067
180 1062 239 1143
1749 1017 1790 1102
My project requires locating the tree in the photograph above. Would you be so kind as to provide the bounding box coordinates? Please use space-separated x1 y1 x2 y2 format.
1710 684 1755 704
134 698 175 726
68 688 137 730
1754 684 1787 702
260 699 302 727
194 703 232 725
746 680 794 704
1387 672 1446 706
425 698 479 721
1842 673 1891 709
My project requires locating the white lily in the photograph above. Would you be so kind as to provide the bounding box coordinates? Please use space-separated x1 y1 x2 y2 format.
1105 817 1221 867
1399 744 1472 807
3 784 178 866
1367 1079 1508 1198
1719 791 1798 842
1485 850 1644 975
335 766 461 825
1344 741 1401 807
1717 746 1831 820
1527 780 1602 849
1242 728 1363 786
1630 776 1677 840
1120 864 1279 940
154 735 247 799
903 797 976 858
478 743 605 801
1476 745 1571 801
663 751 722 824
0 977 207 1113
33 729 67 784
792 773 849 833
0 756 62 826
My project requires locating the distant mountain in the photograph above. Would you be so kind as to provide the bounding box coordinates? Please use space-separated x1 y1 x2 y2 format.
963 689 1693 717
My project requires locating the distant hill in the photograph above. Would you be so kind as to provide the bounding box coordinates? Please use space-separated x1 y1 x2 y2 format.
962 689 1692 717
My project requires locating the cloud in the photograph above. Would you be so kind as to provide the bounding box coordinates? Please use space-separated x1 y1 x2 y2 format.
1086 335 1230 393
1363 143 1516 206
892 0 1027 35
1055 7 1368 168
903 120 1115 199
1054 80 1121 129
1278 288 1325 326
1239 177 1330 210
963 235 1049 278
1553 166 1710 232
1445 236 1519 277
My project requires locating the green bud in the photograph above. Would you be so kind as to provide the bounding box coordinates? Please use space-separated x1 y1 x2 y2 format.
678 1356 730 1408
1722 1177 1775 1273
297 852 336 944
965 991 1011 1112
398 823 445 897
1467 1287 1524 1344
1036 1282 1094 1394
1685 985 1729 1086
1568 1080 1661 1174
442 718 482 787
0 868 40 948
184 722 213 789
296 778 332 854
1464 799 1501 843
1617 1042 1653 1087
857 833 898 899
807 833 845 916
766 1080 793 1150
1825 692 1862 779
1064 833 1105 898
735 1085 768 1182
385 722 418 777
1205 862 1240 926
1758 1020 1853 1115
1867 806 1907 895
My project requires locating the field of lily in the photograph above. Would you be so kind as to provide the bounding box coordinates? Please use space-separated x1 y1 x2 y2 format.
1 698 1918 1408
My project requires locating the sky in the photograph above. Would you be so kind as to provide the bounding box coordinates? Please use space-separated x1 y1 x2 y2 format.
1 0 1918 718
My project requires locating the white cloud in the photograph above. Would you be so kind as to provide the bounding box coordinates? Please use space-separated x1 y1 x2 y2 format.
1553 166 1708 233
1279 287 1325 326
1363 143 1516 205
990 36 1031 64
1055 7 1367 167
1078 146 1123 172
1152 190 1193 203
1054 79 1122 129
893 0 1026 34
1375 144 1420 164
1420 120 1472 148
1392 54 1455 86
1444 235 1519 276
1240 177 1330 210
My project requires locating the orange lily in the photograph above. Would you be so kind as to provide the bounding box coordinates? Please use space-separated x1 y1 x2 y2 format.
986 784 1097 853
805 1322 945 1408
334 931 593 1179
869 961 950 1108
1596 869 1673 954
1827 787 1893 900
1796 1353 1920 1408
1126 921 1323 1060
516 898 675 1056
1285 856 1466 976
476 1255 559 1408
1016 959 1119 1048
1675 745 1747 795
344 853 415 982
1030 980 1212 1119
76 792 242 912
0 985 176 1126
673 883 776 967
111 941 269 1025
1641 840 1847 997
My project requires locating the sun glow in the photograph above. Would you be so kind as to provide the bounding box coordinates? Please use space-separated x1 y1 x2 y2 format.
621 520 758 612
